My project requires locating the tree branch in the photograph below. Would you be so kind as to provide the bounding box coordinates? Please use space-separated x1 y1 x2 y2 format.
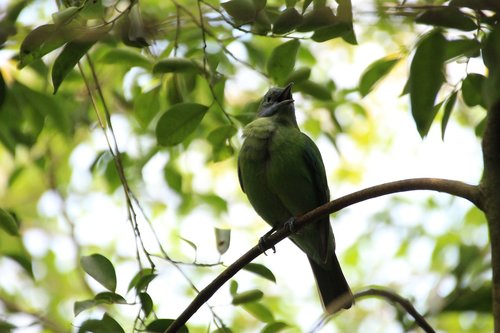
165 177 481 332
354 287 435 333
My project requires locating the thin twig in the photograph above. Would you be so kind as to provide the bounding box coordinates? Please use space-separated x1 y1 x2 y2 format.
354 287 436 333
165 178 481 332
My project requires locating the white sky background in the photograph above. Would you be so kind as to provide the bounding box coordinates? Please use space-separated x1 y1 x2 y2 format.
1 0 487 332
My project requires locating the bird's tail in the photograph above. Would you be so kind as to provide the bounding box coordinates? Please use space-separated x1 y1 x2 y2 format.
308 254 353 314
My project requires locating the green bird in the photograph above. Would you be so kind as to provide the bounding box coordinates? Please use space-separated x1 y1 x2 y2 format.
238 83 353 313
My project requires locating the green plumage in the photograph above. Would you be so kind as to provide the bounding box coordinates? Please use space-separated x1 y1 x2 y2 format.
238 84 353 312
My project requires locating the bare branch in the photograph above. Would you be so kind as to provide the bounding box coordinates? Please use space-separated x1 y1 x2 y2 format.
354 287 436 333
165 178 481 332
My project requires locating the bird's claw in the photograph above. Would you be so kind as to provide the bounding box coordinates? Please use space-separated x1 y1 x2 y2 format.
284 217 297 233
259 228 277 255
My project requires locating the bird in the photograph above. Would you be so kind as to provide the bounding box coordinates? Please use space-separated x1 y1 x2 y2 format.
237 83 353 313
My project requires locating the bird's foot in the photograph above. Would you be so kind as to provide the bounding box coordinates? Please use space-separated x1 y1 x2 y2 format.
258 228 277 255
284 217 297 233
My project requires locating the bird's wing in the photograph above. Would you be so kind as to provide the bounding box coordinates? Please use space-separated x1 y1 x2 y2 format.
302 134 330 203
237 154 246 193
302 133 333 261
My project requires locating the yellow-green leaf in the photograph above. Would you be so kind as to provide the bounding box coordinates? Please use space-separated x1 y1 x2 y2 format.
359 55 400 97
153 58 202 74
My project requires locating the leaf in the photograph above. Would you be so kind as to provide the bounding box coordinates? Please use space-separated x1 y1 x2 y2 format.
146 319 188 333
19 24 70 68
242 302 274 323
156 103 209 146
441 91 457 140
359 55 400 96
78 313 125 333
81 253 117 292
296 7 336 32
215 228 231 255
232 289 264 305
153 58 202 74
272 8 303 34
416 7 477 31
311 22 352 43
133 86 162 129
243 263 276 282
284 67 310 84
444 284 492 313
100 48 152 69
127 268 157 291
261 321 290 333
0 208 19 236
461 73 485 107
409 30 447 137
52 6 80 26
52 40 95 93
94 292 127 304
139 292 154 317
444 38 481 62
267 39 300 85
229 280 238 296
295 80 332 100
74 299 97 316
221 0 256 23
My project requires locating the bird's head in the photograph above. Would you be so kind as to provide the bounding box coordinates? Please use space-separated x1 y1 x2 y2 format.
257 83 295 119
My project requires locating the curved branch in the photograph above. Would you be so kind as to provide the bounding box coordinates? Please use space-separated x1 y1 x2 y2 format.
165 178 481 333
354 287 436 333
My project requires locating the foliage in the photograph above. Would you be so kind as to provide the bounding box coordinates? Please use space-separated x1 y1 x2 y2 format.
0 0 496 332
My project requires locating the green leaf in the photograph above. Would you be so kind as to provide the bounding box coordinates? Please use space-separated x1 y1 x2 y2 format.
74 299 97 316
52 40 95 93
232 289 264 305
295 80 332 100
153 58 202 74
215 228 231 255
261 321 290 333
221 0 256 23
139 292 154 317
441 91 457 140
444 284 492 313
78 313 125 333
229 280 238 296
267 39 300 85
243 263 276 282
146 319 188 333
409 30 446 137
311 22 352 43
0 208 19 236
207 125 237 161
296 7 336 32
0 320 16 331
100 48 152 69
284 67 311 84
81 253 117 292
133 86 162 129
444 39 481 62
242 302 274 322
461 73 485 107
359 56 400 97
272 8 303 34
127 268 156 291
94 292 127 304
416 7 477 31
52 6 80 26
19 24 70 68
156 103 209 146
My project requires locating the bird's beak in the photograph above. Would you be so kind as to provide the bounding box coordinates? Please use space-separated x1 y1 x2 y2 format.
278 82 294 104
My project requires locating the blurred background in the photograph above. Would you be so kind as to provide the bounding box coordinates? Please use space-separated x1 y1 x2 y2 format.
0 0 491 332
